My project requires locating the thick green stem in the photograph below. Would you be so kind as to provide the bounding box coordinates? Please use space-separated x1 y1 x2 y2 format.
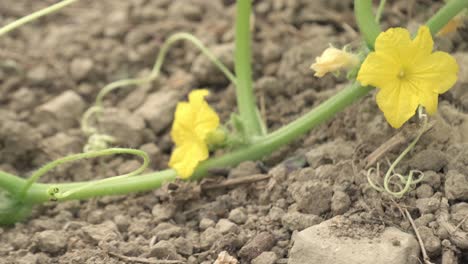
354 0 382 49
235 0 265 137
0 0 79 37
426 0 468 35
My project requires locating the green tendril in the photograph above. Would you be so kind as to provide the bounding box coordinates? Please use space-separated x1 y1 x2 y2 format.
18 148 149 201
367 107 428 198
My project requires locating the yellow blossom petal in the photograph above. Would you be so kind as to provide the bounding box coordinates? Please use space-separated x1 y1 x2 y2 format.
169 141 208 179
357 52 399 89
411 26 433 62
376 82 419 128
375 27 412 64
169 89 220 178
413 51 459 94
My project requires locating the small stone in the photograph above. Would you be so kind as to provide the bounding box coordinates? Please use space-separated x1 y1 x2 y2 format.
268 207 285 222
228 208 248 224
82 221 121 244
173 237 193 256
331 191 351 215
152 203 176 222
409 150 448 172
414 214 435 228
213 251 239 264
135 90 180 133
191 43 234 85
70 57 94 80
36 90 85 130
288 216 420 264
239 232 276 261
445 170 468 201
281 212 323 231
199 218 216 230
288 181 333 215
216 219 239 234
252 251 278 264
200 227 222 250
305 139 354 169
420 171 441 189
34 230 67 254
418 226 441 256
114 214 130 232
416 198 440 214
148 240 182 260
416 184 434 199
98 107 145 147
152 223 183 240
228 161 261 178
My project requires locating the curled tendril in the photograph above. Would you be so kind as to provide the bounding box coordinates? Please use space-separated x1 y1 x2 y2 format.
80 32 237 151
18 148 149 202
366 106 428 198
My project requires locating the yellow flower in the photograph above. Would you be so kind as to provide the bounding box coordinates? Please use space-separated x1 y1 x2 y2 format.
357 26 458 128
169 89 219 178
311 47 359 77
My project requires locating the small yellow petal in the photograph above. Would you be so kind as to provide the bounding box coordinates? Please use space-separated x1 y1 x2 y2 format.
375 82 419 128
375 27 412 63
169 141 208 179
411 26 433 62
357 52 398 88
412 51 459 94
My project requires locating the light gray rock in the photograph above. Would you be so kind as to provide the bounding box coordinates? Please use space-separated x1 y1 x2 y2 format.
82 221 121 244
252 251 278 264
281 212 323 231
228 208 248 224
36 90 85 130
34 230 67 254
135 90 180 133
445 170 468 201
216 219 239 234
288 216 420 264
98 107 145 147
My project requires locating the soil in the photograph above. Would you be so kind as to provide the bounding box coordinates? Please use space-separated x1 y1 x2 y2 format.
1 0 468 263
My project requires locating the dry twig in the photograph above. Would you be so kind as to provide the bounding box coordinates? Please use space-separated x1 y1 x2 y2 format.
201 174 270 190
403 208 434 264
108 252 184 264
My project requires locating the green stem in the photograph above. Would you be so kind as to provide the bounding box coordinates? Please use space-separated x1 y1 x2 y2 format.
426 0 468 35
16 148 149 201
375 0 387 23
354 0 382 49
235 0 265 137
0 0 79 37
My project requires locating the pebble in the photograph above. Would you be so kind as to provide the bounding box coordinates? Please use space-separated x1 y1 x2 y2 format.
151 203 176 223
34 230 67 254
445 170 468 201
36 90 85 130
134 90 180 133
70 57 94 80
200 227 222 250
228 208 248 224
416 184 434 199
416 198 440 214
409 149 448 172
81 221 121 244
252 251 278 264
98 107 145 147
289 181 333 215
148 240 182 260
216 219 239 234
239 232 276 262
199 218 216 231
418 226 441 256
173 237 193 256
331 191 351 215
152 222 183 240
281 212 323 231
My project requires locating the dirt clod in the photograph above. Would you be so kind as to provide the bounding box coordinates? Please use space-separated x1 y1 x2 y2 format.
33 230 67 254
239 232 276 262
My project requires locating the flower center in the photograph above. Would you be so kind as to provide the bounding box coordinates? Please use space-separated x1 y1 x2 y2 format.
398 68 406 79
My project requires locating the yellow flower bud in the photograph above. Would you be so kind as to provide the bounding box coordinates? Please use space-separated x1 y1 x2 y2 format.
310 47 359 78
